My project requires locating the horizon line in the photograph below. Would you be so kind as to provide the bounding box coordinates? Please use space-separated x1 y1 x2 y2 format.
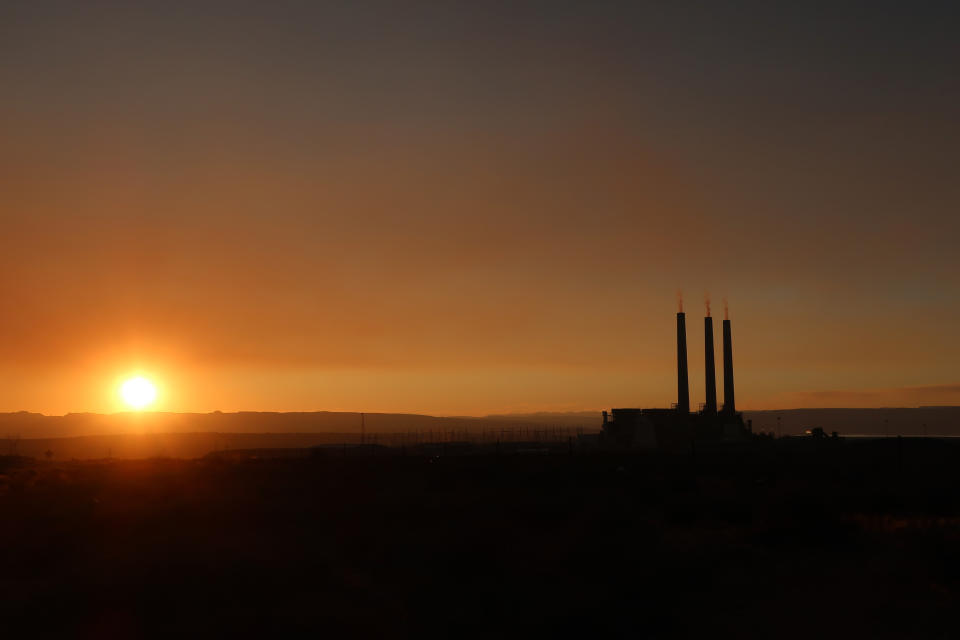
2 405 960 419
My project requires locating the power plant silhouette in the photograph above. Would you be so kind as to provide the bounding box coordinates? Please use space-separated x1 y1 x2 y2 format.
600 306 749 449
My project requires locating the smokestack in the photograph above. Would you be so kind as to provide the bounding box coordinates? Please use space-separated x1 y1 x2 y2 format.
704 316 717 414
722 317 736 414
677 312 689 414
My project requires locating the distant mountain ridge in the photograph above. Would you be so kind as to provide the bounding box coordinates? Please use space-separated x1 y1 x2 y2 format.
2 407 959 441
743 407 960 437
0 410 602 440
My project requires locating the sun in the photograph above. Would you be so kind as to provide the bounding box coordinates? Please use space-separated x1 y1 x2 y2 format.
120 376 157 410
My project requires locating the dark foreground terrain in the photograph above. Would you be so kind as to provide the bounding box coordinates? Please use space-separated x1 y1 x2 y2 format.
2 439 960 638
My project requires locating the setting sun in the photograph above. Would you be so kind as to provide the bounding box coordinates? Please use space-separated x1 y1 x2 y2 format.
120 377 157 410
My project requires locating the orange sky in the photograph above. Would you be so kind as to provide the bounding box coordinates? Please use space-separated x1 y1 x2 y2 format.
1 2 958 415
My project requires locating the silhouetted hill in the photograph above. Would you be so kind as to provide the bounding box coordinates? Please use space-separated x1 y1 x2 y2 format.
4 408 959 460
481 411 601 427
7 433 368 460
743 407 960 437
0 410 600 440
489 407 960 436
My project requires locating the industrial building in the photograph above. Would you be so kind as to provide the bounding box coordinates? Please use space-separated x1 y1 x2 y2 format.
600 309 750 450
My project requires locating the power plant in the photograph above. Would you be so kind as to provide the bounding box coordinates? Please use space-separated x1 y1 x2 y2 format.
600 304 750 449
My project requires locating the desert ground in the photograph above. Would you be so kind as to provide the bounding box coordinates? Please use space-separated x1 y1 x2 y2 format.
2 438 959 638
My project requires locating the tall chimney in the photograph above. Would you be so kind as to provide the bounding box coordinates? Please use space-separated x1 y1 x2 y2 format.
722 318 736 414
704 316 717 413
677 312 690 414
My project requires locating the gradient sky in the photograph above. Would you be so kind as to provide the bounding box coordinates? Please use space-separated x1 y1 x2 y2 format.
2 1 958 415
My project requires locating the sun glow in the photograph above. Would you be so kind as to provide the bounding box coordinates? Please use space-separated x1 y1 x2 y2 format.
120 376 157 410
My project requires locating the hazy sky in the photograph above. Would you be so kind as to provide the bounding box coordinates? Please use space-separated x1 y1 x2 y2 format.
2 1 958 414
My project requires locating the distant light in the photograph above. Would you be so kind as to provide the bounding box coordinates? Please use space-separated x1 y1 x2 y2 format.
120 377 157 410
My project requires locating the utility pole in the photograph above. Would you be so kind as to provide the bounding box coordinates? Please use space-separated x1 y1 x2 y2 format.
360 412 365 445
